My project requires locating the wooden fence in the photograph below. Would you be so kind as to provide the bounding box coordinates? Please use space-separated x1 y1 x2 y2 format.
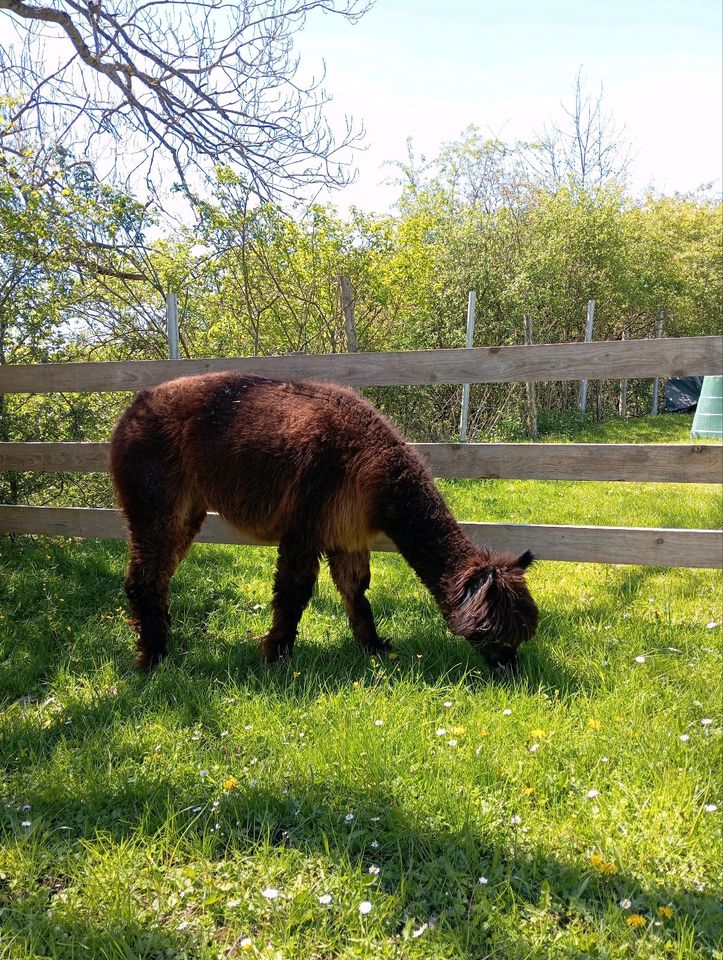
1 335 722 569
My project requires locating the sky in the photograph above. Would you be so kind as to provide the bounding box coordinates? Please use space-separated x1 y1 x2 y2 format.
296 0 722 212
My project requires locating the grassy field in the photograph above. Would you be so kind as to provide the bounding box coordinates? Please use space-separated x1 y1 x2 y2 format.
1 415 721 959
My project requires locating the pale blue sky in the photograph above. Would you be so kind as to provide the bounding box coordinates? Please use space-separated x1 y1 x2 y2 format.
298 0 722 211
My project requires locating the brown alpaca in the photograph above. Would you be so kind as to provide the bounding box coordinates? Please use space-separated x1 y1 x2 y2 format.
110 374 538 671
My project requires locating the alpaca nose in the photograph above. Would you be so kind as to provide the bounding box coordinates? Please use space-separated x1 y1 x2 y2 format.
483 645 519 673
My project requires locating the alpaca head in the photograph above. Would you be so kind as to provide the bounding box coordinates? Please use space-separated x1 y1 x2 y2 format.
445 550 538 672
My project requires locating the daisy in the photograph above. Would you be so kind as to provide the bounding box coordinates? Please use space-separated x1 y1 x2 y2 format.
261 887 280 900
359 900 373 915
318 894 332 905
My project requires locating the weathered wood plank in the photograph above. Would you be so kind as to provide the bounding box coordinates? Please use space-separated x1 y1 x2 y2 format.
0 506 720 568
1 336 720 393
2 441 721 484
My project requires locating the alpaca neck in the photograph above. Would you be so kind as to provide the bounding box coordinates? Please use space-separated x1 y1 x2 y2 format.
380 462 478 613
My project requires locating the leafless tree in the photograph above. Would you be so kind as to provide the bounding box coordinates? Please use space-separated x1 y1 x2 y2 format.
0 0 370 201
526 70 631 191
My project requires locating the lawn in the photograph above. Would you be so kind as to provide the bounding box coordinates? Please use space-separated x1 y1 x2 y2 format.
1 415 721 959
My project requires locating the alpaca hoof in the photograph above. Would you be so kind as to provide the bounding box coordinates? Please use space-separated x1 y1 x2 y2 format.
260 633 294 663
363 637 394 655
137 648 166 671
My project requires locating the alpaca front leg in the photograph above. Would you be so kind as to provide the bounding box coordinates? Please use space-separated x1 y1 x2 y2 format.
328 550 392 654
262 539 320 662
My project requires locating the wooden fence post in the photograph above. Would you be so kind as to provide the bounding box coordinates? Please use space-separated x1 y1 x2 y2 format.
459 291 477 442
166 293 179 360
618 329 628 418
652 312 665 415
339 275 358 353
523 314 539 440
578 299 595 413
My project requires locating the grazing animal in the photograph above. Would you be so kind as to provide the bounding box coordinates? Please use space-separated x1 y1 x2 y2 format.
110 374 538 671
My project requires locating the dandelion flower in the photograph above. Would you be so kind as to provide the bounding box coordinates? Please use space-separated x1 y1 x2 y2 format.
626 914 645 928
353 681 360 689
530 728 546 740
223 778 239 791
261 887 280 900
359 900 373 914
318 894 332 905
387 653 398 660
588 719 601 730
657 905 674 919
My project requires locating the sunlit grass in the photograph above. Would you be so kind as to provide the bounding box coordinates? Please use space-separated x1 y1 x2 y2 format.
1 416 721 959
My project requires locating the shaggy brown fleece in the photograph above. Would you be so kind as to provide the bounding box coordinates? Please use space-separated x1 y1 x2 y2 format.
110 374 538 670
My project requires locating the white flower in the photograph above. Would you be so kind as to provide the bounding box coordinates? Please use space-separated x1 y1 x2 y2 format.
436 728 447 736
634 655 646 664
374 719 384 726
199 769 210 778
344 813 354 822
359 900 373 914
704 803 717 813
680 734 690 742
587 789 600 799
701 719 713 727
262 887 280 899
601 757 609 763
411 922 429 938
529 743 540 753
502 708 512 716
239 939 253 950
370 816 380 822
447 739 458 747
370 840 379 849
318 894 332 905
368 865 380 875
510 815 522 825
21 820 31 828
177 921 189 931
227 899 241 909
244 724 253 731
619 898 632 909
443 701 453 708
220 730 229 738
706 622 719 629
478 876 489 885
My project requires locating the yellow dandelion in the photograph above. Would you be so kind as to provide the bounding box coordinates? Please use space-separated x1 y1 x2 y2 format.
387 653 398 660
353 681 360 689
415 653 423 659
223 777 239 791
530 728 546 740
478 728 489 737
522 786 534 796
450 725 466 736
626 914 645 928
292 671 301 678
599 861 616 875
657 905 674 920
588 719 601 730
589 854 604 868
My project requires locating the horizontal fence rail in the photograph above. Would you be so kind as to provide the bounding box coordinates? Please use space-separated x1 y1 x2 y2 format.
1 441 721 484
1 506 720 568
1 335 721 393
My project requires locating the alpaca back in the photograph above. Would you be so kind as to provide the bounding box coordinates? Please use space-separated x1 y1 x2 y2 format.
111 373 421 551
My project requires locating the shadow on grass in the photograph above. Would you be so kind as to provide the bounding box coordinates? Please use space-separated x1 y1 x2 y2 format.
2 779 719 958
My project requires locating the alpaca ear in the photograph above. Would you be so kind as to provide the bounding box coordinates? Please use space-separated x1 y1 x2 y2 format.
515 550 535 570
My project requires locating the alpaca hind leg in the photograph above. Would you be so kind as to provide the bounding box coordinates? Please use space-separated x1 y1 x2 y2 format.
124 506 206 669
261 536 320 662
328 549 391 654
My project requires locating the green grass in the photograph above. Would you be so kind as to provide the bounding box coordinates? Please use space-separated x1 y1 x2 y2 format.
1 416 721 959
